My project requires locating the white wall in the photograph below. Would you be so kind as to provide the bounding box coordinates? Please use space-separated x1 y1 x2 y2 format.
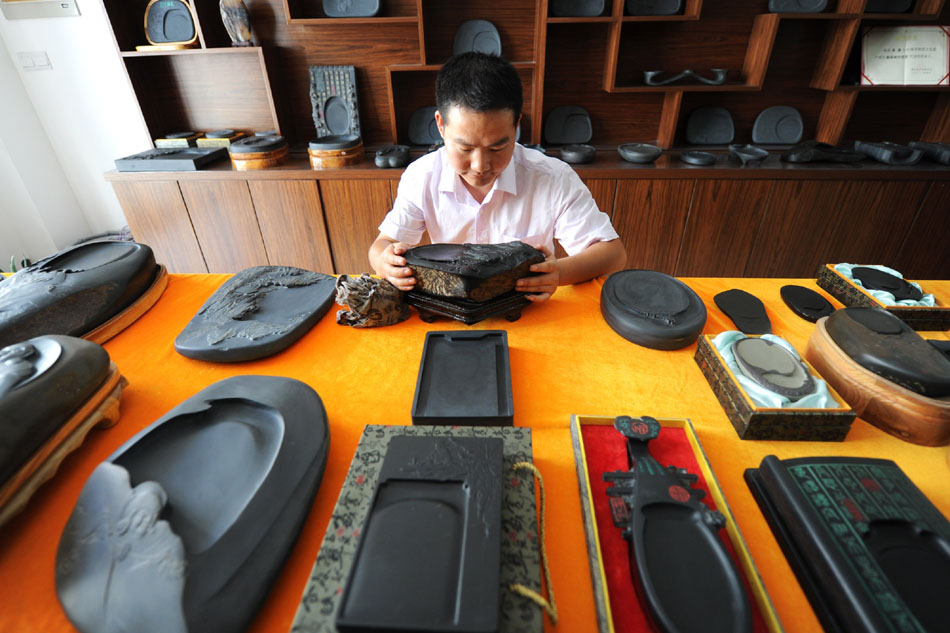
0 0 151 263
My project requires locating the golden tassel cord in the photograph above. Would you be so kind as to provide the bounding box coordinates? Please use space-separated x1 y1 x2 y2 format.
508 461 558 625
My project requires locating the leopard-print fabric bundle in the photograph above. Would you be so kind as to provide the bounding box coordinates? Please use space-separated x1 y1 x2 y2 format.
335 274 410 328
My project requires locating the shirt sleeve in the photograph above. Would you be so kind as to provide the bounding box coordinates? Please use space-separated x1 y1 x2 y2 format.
552 166 620 256
377 163 428 245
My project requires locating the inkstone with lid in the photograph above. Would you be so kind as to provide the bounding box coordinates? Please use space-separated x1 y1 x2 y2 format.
733 337 815 398
825 307 950 398
600 269 707 350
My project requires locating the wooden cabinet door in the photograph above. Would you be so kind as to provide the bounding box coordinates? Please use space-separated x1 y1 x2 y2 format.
675 180 773 277
248 180 334 273
320 180 395 275
111 181 207 273
894 182 950 280
179 180 269 273
612 180 694 274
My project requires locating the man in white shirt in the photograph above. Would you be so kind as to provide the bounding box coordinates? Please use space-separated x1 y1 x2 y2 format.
369 52 626 302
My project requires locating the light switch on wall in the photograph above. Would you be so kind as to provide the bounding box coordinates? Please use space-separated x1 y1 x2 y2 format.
17 51 52 71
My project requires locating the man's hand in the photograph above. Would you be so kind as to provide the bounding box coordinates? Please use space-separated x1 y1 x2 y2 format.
516 245 559 303
374 240 416 291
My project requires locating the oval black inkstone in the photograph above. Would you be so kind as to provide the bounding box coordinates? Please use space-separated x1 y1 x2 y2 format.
825 307 950 398
780 285 835 322
851 267 924 302
601 269 707 350
733 337 815 398
56 375 330 633
0 335 110 486
228 135 287 154
714 289 772 335
175 266 336 362
0 241 159 349
679 150 716 166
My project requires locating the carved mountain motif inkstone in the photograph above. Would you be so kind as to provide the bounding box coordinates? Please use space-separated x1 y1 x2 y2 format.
0 335 110 486
336 435 503 633
175 266 336 362
733 337 816 398
715 289 772 334
850 267 924 302
825 307 950 398
56 375 330 633
780 285 835 322
601 269 707 350
0 241 159 348
604 416 753 633
404 242 545 302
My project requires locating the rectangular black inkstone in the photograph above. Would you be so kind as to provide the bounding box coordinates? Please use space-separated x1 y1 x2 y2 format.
412 330 514 426
745 456 950 633
336 435 504 633
114 147 228 172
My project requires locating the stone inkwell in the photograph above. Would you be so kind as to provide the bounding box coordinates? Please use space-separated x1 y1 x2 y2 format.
600 269 707 350
404 242 545 324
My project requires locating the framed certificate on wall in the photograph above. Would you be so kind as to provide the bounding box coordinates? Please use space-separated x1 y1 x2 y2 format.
862 25 950 86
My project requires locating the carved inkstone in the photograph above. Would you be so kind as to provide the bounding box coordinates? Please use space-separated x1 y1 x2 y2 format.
0 241 159 349
851 267 924 302
336 435 503 633
404 242 545 302
604 416 752 633
56 375 330 633
0 335 110 486
714 289 772 335
780 285 835 322
175 266 336 362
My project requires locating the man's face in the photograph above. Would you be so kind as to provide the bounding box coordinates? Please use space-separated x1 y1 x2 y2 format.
435 105 519 193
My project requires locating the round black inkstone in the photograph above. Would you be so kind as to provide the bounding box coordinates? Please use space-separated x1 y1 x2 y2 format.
560 143 596 164
679 151 716 166
229 135 287 154
714 288 771 335
733 337 815 398
825 307 950 398
780 285 835 322
851 267 924 302
600 269 707 350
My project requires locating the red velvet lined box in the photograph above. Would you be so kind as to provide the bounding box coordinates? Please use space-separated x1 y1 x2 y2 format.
569 415 783 633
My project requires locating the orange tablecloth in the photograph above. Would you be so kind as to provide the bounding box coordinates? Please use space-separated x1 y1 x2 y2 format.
1 275 948 633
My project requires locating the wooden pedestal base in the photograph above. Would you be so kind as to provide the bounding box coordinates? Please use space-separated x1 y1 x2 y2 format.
0 364 127 527
805 318 950 446
309 142 364 169
230 145 290 170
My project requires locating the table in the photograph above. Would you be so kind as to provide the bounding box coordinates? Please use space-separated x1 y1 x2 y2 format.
1 275 948 633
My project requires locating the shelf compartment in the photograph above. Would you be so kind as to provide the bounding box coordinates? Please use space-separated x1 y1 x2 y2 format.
545 22 664 146
281 0 418 23
419 0 538 65
839 90 945 144
618 0 702 19
387 63 536 146
123 47 280 143
610 8 764 91
103 0 208 52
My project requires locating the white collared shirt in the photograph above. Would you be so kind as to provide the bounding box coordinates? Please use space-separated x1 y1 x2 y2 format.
378 144 619 256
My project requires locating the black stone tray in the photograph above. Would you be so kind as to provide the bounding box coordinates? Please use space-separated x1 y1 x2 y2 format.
175 266 336 362
290 425 542 633
752 106 803 144
768 0 827 13
407 289 532 325
412 330 514 426
114 147 227 171
56 375 330 633
322 0 378 17
626 0 682 15
0 241 158 349
409 106 441 145
551 0 604 17
686 106 734 145
336 435 504 632
745 455 950 633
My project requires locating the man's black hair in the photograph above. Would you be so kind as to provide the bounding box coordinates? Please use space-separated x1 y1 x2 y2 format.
436 52 522 124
